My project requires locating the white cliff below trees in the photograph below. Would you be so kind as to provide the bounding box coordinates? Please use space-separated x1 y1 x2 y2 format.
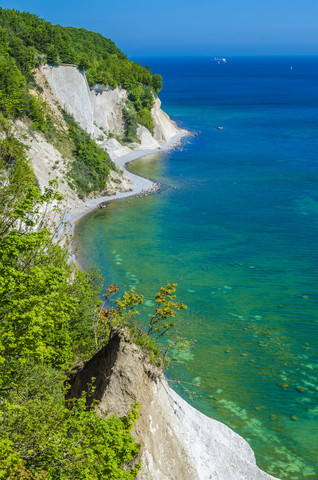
41 64 95 135
67 330 280 480
40 64 180 161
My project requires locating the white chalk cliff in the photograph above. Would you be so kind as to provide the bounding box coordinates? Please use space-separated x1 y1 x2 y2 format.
21 64 184 210
40 65 180 160
67 330 280 480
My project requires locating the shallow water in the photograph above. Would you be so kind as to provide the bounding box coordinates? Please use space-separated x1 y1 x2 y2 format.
76 57 318 479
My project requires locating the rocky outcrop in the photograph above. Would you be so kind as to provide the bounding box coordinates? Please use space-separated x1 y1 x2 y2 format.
10 121 80 209
90 85 127 136
67 330 280 480
152 97 179 144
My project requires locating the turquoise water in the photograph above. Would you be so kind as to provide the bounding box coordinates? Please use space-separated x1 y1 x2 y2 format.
76 57 318 479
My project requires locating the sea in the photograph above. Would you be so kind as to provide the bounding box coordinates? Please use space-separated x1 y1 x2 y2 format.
75 56 318 479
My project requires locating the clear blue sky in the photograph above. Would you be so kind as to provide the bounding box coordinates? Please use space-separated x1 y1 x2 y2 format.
1 0 318 57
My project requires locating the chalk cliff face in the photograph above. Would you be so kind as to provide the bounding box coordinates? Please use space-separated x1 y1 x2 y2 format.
41 64 95 135
67 330 280 480
152 96 179 144
40 65 180 160
90 85 127 136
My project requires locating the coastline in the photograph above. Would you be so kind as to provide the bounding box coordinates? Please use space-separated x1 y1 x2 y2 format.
61 125 281 480
64 129 189 240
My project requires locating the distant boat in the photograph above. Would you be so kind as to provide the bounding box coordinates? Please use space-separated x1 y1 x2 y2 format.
212 57 227 64
217 126 223 130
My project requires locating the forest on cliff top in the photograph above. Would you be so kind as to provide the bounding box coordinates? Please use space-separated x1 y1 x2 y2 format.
0 7 162 136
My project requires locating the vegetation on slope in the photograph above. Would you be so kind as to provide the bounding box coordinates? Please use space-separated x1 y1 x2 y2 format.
0 9 190 477
61 111 117 198
0 135 189 478
0 6 165 194
0 137 141 479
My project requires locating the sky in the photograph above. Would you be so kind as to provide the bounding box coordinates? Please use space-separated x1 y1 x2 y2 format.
1 0 318 57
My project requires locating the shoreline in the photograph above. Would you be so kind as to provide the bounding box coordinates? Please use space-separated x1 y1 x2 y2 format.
64 129 189 238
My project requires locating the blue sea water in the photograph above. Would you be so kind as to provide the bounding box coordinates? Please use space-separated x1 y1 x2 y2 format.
76 57 318 479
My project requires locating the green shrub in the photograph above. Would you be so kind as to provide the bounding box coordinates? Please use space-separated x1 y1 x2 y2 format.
28 94 47 131
137 108 154 134
127 85 154 134
60 112 115 197
0 367 141 480
0 54 27 118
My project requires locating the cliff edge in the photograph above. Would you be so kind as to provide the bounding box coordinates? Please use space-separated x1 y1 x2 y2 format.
67 330 280 480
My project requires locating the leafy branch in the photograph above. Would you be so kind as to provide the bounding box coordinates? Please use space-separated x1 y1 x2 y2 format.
148 282 187 339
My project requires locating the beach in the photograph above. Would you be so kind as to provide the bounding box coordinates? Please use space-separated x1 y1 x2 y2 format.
64 129 189 237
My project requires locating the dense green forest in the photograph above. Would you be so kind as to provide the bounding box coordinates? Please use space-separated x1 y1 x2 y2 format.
0 7 162 135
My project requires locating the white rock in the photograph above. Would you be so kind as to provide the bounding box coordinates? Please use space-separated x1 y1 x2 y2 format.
41 65 94 135
90 86 127 135
41 65 185 160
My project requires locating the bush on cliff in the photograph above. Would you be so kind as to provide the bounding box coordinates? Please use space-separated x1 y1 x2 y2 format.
1 368 141 480
62 112 116 197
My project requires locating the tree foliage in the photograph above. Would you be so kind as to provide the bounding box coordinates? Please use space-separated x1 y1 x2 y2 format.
0 367 141 480
0 146 141 479
97 283 189 366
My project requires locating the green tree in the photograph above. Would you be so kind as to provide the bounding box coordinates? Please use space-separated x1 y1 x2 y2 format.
65 114 115 197
0 367 141 480
152 74 163 94
46 43 60 65
137 108 154 134
0 54 27 118
97 283 190 366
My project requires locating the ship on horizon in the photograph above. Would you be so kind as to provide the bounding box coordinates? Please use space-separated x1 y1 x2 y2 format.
212 57 227 64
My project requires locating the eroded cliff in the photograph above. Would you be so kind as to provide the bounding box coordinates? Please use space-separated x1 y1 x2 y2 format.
67 330 280 480
39 64 181 160
23 64 185 210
